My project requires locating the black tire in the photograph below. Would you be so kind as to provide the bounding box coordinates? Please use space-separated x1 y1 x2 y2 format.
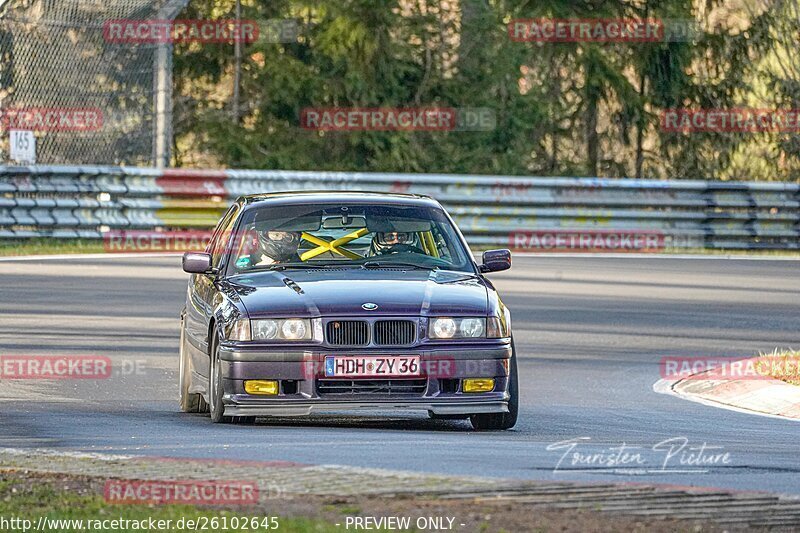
208 330 231 424
470 340 519 431
179 317 203 413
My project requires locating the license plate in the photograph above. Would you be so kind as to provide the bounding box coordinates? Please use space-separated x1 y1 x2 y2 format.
324 356 421 378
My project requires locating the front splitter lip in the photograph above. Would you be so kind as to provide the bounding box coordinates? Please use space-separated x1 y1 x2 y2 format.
222 399 508 417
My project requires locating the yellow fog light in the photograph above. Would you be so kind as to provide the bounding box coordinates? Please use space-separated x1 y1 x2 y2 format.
244 380 279 395
463 378 495 393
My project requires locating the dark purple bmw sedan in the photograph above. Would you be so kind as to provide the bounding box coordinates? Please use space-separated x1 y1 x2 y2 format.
179 192 517 430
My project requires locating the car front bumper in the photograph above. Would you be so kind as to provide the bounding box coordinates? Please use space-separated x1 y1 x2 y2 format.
217 343 512 416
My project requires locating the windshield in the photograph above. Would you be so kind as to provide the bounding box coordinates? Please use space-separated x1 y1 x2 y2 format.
226 203 474 274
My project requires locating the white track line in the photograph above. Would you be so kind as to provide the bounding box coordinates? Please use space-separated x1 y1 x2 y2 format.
653 378 800 423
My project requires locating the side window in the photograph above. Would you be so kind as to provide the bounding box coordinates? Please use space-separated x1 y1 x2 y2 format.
208 205 240 269
206 206 235 253
431 224 454 262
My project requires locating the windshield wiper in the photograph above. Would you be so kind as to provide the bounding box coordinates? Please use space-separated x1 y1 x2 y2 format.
362 261 436 270
244 261 435 272
249 263 337 271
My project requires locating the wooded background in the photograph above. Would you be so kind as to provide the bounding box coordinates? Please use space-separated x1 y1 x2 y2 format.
171 0 800 182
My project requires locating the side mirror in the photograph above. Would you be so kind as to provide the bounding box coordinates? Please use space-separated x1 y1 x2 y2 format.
480 249 511 273
182 252 213 274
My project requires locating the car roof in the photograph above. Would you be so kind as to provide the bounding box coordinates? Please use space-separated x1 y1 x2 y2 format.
239 191 442 209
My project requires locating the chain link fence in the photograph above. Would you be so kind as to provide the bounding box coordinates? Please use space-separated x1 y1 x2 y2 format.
0 0 187 166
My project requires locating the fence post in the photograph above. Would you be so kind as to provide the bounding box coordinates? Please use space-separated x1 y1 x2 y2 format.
153 0 190 168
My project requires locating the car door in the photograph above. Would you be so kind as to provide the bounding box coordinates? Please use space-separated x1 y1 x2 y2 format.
184 204 240 376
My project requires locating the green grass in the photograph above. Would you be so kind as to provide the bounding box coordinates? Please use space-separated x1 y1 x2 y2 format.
0 476 353 533
0 239 106 256
759 349 800 386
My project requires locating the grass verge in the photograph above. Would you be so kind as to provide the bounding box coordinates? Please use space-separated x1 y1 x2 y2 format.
0 472 337 533
0 239 106 256
0 470 723 533
759 349 800 386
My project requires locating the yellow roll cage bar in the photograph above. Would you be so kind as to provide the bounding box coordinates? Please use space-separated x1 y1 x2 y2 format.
299 228 368 261
298 228 440 261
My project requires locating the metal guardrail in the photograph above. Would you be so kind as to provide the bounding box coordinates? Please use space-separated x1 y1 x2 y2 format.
1 165 799 250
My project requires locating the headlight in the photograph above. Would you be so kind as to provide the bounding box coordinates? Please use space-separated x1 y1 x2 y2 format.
429 317 486 339
431 318 457 338
225 318 251 341
252 319 278 340
251 318 315 341
281 319 307 340
460 318 485 337
487 316 510 338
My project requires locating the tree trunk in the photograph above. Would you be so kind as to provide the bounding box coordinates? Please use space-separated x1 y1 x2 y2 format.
586 94 599 176
635 73 646 179
548 53 559 173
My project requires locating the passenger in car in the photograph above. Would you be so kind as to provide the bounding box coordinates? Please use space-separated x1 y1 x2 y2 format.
368 231 424 256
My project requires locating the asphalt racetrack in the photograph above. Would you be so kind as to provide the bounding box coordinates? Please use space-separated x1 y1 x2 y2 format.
1 254 799 495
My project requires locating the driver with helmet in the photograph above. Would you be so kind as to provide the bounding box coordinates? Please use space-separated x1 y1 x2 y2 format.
253 229 301 265
368 231 422 256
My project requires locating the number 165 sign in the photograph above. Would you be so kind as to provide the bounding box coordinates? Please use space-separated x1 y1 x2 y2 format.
10 130 36 164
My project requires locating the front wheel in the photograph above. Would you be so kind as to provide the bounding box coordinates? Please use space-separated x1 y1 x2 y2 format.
208 331 231 424
470 340 519 431
208 330 256 425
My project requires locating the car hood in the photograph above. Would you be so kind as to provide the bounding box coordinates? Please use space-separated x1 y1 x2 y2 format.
225 268 489 318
